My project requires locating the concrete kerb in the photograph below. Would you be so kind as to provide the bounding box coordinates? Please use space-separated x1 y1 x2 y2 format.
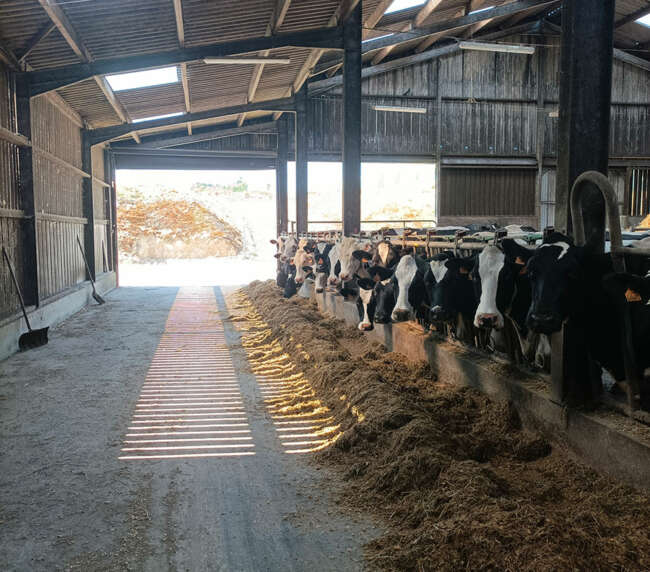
0 271 117 362
313 289 650 492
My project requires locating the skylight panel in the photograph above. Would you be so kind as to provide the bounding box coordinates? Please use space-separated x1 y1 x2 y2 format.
132 112 184 124
637 13 650 28
385 0 424 15
106 67 179 92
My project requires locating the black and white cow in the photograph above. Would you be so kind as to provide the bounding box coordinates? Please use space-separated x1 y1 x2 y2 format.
356 266 395 331
425 251 478 343
525 232 638 385
472 239 549 368
391 253 430 323
313 242 334 293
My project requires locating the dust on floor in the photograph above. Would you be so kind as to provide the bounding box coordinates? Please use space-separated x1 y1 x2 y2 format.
232 280 650 572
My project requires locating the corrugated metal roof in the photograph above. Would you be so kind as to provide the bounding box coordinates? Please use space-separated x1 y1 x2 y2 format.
0 0 645 140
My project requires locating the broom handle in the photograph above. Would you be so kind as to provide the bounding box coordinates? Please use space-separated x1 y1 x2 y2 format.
76 235 95 284
2 246 32 331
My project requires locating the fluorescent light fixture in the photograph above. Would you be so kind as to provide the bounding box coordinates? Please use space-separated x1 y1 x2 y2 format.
133 111 184 124
106 66 179 91
459 41 535 55
548 109 559 118
469 5 494 15
636 14 650 28
203 57 291 65
373 105 427 114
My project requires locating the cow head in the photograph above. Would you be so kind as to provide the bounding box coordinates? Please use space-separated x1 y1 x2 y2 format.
367 266 396 324
327 242 341 287
473 239 534 330
374 241 401 268
293 247 316 285
391 254 426 322
356 277 377 331
313 242 333 293
603 272 650 306
526 233 579 334
338 237 369 281
426 252 477 324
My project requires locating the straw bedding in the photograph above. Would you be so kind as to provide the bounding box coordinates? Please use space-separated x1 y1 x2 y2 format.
233 280 650 571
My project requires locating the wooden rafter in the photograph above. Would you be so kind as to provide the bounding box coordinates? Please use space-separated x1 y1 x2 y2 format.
36 0 134 138
239 0 292 127
615 4 650 29
16 22 56 65
172 0 192 135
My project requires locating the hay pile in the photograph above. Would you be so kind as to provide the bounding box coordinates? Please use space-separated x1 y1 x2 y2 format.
235 281 650 571
118 191 242 260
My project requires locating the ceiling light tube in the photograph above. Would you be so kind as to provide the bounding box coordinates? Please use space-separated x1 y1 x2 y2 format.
372 105 427 114
203 57 291 65
459 41 535 55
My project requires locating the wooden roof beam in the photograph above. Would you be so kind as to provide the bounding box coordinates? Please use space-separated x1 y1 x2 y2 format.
372 0 445 65
172 0 192 135
27 25 345 96
615 4 650 29
88 96 296 145
16 22 56 65
240 0 292 127
36 0 135 139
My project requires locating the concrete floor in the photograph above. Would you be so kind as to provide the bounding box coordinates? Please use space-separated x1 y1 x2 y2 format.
0 286 376 572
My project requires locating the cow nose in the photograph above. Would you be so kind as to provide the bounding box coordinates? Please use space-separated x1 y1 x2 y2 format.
392 309 410 322
339 273 349 281
359 322 373 331
315 288 323 293
528 312 561 334
477 314 498 328
295 278 303 284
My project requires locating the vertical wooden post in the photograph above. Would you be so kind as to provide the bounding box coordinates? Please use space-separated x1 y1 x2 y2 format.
276 115 288 236
15 76 39 306
81 131 96 281
295 86 308 235
435 58 442 225
534 42 546 228
109 151 119 286
342 0 362 237
552 0 615 407
103 148 114 272
555 0 615 244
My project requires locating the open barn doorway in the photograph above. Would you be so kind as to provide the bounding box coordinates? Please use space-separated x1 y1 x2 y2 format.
114 169 277 286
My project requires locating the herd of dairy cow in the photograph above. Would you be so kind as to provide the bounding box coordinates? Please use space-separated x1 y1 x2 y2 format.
271 227 650 397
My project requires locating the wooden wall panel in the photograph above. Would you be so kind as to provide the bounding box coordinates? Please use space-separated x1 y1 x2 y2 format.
440 168 536 216
36 219 85 300
0 216 23 319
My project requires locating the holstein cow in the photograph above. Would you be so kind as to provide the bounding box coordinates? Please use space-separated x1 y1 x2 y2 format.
356 266 395 331
391 253 429 323
327 240 342 291
425 251 478 343
337 237 372 298
473 239 550 368
525 232 650 396
313 242 334 293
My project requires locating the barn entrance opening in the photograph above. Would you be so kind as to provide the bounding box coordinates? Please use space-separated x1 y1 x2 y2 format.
115 169 277 286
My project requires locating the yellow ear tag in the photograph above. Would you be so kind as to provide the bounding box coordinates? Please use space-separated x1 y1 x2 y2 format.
515 256 526 265
625 288 642 303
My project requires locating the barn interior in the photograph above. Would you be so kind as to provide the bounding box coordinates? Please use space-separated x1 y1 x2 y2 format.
1 1 650 570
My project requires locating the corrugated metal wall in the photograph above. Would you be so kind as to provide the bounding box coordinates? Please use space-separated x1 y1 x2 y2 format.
440 167 536 216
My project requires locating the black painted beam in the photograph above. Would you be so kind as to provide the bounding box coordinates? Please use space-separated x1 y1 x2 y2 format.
88 97 295 145
26 26 344 95
295 87 308 235
342 1 362 237
553 0 615 407
113 153 275 171
112 119 278 150
81 132 96 281
15 77 39 306
351 0 555 54
276 116 289 236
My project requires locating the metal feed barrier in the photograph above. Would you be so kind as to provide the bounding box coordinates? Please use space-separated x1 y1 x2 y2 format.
570 171 650 414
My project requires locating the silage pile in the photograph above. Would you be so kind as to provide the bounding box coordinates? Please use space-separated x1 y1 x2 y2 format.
117 191 243 261
236 280 650 572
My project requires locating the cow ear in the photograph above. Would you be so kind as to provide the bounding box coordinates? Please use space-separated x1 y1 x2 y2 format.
274 253 281 258
352 250 372 262
501 238 534 264
270 239 277 244
357 277 375 290
289 258 295 265
366 265 393 282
